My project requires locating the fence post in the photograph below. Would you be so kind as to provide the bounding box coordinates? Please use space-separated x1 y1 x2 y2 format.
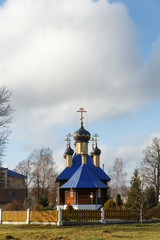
26 208 30 224
0 209 2 224
101 207 105 223
57 208 63 226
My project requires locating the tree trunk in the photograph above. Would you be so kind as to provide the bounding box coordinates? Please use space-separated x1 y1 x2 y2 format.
140 208 143 224
157 150 160 203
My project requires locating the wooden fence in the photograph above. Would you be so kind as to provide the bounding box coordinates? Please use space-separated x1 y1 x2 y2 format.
105 209 139 220
2 211 27 222
1 210 58 223
30 210 58 222
1 208 160 224
62 210 101 221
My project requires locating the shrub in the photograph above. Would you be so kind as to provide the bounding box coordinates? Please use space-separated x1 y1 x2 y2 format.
104 199 116 210
5 200 24 210
65 203 73 210
38 195 49 207
156 202 160 209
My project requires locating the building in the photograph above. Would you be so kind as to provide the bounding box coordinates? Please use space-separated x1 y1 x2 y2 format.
0 167 27 209
56 108 110 210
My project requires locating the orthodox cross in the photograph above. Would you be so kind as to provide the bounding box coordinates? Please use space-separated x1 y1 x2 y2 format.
64 137 69 147
93 133 99 144
77 107 87 125
66 133 73 146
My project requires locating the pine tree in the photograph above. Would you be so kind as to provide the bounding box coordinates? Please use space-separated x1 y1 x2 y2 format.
126 169 143 210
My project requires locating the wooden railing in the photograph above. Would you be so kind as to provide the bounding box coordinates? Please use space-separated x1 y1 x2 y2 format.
62 210 101 221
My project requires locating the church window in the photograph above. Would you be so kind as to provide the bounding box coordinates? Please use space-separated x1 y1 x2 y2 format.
70 188 73 197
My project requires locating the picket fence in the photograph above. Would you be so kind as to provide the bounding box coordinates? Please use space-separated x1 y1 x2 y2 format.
0 208 160 225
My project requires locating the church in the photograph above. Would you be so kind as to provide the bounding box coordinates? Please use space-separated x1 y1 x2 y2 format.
56 108 110 210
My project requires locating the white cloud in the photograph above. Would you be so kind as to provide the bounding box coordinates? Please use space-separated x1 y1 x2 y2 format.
1 0 160 168
0 0 143 122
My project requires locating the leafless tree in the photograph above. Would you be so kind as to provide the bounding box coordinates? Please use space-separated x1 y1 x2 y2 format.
15 147 58 206
109 158 128 200
141 137 160 203
0 87 13 163
14 158 34 196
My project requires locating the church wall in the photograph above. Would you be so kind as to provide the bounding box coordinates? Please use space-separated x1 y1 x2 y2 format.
77 189 96 205
65 189 75 205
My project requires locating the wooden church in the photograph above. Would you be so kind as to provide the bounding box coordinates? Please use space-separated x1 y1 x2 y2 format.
56 108 110 210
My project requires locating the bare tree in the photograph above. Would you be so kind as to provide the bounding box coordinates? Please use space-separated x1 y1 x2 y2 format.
109 158 128 200
14 158 34 196
15 147 58 206
141 137 160 203
0 87 13 162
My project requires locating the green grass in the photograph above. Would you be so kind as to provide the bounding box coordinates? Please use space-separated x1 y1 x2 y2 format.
0 223 160 240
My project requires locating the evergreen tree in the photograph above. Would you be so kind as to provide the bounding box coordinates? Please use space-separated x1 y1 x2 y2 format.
145 186 157 209
116 194 123 208
126 168 143 210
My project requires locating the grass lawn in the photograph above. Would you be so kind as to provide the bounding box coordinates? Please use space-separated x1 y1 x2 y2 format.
0 223 160 240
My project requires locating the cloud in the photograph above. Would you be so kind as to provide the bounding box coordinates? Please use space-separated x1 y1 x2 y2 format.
0 0 143 122
0 0 160 166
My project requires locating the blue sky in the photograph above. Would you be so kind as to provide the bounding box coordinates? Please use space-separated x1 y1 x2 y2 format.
1 0 160 180
109 0 160 58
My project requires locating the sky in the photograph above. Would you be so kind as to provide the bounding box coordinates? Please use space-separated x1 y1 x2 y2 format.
1 0 160 182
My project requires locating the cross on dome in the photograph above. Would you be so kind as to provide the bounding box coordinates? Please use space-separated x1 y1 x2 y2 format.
66 133 72 145
77 107 87 125
93 133 100 144
64 137 69 147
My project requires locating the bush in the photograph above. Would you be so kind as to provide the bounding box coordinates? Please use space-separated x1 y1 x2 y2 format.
38 195 49 207
104 199 116 210
65 203 73 210
156 202 160 209
5 200 24 210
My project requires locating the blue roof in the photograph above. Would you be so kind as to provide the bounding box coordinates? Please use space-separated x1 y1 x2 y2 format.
60 164 109 189
7 169 26 178
56 153 81 180
57 154 110 187
1 167 26 177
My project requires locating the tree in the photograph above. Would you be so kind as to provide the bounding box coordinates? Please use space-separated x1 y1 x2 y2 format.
116 194 123 208
0 87 13 163
126 168 146 223
31 147 57 202
141 137 160 204
145 186 157 209
109 158 128 200
14 158 34 196
15 147 58 206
